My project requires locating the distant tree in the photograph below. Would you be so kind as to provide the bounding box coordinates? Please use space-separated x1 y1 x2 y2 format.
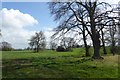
25 47 31 50
105 21 118 55
29 31 46 52
0 41 12 51
29 39 34 50
50 37 57 50
60 37 75 49
50 41 57 50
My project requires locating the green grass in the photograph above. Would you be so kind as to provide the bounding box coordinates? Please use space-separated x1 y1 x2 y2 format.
2 48 83 59
1 48 119 79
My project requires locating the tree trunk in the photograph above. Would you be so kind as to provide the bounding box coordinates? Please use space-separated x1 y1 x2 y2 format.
101 30 107 55
84 41 90 57
111 40 116 55
92 33 101 59
91 23 101 59
82 26 90 57
37 44 39 52
89 11 102 59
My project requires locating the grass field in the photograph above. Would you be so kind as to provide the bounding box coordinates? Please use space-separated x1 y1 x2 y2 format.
1 48 120 79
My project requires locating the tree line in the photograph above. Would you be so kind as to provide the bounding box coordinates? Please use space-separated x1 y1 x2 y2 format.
0 31 80 51
28 31 80 52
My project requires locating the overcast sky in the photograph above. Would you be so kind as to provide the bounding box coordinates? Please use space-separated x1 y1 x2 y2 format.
1 0 120 49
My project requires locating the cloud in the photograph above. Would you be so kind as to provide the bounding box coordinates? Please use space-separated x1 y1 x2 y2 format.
0 8 38 49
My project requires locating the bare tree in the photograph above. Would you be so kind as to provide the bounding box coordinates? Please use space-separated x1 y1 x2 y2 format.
29 39 34 50
50 41 57 50
105 21 118 55
48 1 114 59
60 37 76 49
0 41 12 51
29 31 46 52
49 2 91 56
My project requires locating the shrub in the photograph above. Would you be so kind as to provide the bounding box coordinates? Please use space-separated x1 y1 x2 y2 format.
56 46 73 52
56 46 65 52
2 47 12 51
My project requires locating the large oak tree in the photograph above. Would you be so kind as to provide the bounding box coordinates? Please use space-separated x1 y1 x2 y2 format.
29 31 46 52
48 0 116 59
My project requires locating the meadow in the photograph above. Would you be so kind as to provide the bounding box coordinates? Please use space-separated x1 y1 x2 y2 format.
1 48 120 79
